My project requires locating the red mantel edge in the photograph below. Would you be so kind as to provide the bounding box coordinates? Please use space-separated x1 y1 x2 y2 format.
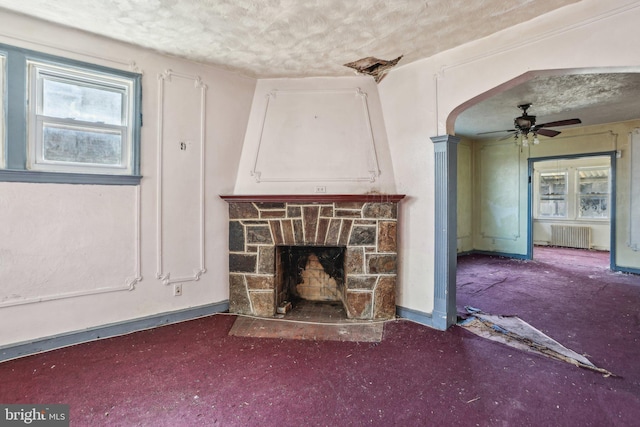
219 194 406 203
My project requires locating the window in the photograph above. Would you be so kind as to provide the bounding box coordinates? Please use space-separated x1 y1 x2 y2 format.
539 172 567 218
577 167 609 219
0 43 141 185
535 162 611 221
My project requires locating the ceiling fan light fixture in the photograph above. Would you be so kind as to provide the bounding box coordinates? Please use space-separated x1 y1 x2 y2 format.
533 135 540 145
521 136 529 147
515 117 533 129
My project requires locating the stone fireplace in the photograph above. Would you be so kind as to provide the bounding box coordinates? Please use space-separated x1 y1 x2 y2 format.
220 195 404 320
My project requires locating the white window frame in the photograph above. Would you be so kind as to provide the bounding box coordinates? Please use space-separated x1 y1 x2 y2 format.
537 171 568 218
0 42 141 185
576 166 610 220
27 61 134 175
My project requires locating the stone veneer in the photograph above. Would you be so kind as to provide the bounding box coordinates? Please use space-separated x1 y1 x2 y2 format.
220 195 405 320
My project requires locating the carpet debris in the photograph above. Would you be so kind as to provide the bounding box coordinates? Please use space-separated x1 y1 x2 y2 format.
459 306 615 377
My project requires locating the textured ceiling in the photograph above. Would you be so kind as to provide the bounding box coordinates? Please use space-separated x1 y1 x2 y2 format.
4 0 637 136
455 73 640 139
0 0 580 78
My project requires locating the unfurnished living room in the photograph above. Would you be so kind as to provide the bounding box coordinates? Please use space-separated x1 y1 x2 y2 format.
1 1 639 426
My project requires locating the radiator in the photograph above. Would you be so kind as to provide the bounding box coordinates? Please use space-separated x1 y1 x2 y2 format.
550 225 591 249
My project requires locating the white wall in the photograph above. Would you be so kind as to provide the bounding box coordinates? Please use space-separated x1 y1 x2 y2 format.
0 11 256 347
379 0 640 315
234 77 396 195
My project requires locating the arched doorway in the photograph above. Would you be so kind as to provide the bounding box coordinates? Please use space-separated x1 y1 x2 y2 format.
435 67 640 327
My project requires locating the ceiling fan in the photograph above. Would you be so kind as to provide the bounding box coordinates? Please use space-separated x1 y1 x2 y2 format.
479 103 582 145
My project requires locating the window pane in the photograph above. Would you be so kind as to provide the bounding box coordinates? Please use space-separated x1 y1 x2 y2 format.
42 78 124 125
540 198 567 217
539 172 567 218
540 173 566 195
43 124 122 165
578 168 609 218
579 195 608 218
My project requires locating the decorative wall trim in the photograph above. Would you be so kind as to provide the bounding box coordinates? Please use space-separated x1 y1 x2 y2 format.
156 69 207 285
630 128 640 251
0 301 229 363
250 88 381 183
0 185 143 308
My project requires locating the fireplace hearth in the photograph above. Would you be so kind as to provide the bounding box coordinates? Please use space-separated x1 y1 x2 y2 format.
220 194 405 320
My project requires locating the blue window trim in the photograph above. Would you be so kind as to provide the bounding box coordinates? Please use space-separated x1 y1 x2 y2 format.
0 43 142 185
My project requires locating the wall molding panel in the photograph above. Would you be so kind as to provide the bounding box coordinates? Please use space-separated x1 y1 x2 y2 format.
156 69 207 286
250 88 381 183
0 185 142 308
478 143 521 241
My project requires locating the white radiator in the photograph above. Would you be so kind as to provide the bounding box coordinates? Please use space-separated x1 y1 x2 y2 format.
550 225 591 249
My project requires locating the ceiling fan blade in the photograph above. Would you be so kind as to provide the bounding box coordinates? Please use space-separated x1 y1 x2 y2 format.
477 129 516 135
537 118 582 128
536 128 561 137
498 132 518 141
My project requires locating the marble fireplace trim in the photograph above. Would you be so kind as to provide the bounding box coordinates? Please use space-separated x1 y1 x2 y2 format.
220 194 405 320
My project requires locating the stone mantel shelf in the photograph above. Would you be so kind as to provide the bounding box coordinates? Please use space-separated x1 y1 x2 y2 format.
219 194 406 203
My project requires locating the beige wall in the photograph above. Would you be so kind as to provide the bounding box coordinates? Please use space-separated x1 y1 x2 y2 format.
457 138 474 253
465 121 636 256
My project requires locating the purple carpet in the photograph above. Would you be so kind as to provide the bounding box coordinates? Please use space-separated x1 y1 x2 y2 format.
0 247 638 426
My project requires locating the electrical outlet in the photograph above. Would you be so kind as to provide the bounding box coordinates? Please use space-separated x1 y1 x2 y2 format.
174 283 182 296
314 186 326 193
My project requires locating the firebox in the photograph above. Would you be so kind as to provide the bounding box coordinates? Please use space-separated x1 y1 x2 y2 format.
220 194 405 320
276 245 346 312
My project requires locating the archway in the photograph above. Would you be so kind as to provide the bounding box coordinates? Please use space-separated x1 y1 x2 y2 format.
436 67 640 327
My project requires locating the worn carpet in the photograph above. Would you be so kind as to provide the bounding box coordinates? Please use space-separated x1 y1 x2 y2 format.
0 247 638 426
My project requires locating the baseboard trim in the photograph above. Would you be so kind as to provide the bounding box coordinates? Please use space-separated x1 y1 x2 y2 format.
0 301 230 363
467 250 529 260
396 305 435 327
613 265 640 275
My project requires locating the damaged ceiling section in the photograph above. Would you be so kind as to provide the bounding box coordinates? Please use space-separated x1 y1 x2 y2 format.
344 55 404 83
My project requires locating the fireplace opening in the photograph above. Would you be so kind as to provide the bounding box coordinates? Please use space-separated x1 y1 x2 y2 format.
275 245 347 318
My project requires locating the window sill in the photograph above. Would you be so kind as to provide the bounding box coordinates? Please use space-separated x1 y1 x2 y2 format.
534 217 610 223
0 169 142 185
